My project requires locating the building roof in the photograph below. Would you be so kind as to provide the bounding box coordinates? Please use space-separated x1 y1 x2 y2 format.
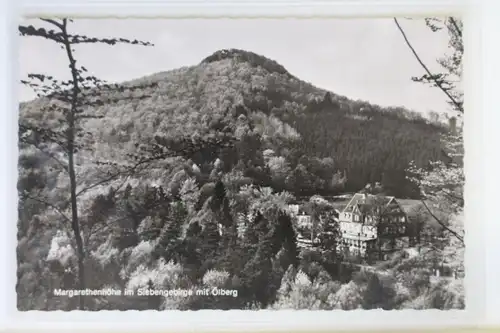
342 193 395 213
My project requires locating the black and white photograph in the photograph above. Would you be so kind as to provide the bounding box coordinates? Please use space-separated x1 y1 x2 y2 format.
17 17 464 311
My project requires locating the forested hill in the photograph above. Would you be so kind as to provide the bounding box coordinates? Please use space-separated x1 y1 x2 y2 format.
19 48 448 199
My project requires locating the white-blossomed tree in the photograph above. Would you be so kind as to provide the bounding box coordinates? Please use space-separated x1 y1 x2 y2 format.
397 16 465 280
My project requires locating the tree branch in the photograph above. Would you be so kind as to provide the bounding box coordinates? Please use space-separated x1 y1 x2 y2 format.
22 193 71 223
420 199 464 244
83 221 110 249
73 155 159 200
448 17 462 38
18 25 64 43
394 18 464 113
21 142 68 171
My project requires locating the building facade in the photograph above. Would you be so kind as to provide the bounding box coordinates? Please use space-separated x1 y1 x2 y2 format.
338 193 410 259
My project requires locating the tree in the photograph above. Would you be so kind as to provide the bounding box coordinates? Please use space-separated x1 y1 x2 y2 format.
199 210 222 266
212 179 227 211
398 16 465 280
239 212 272 307
179 177 200 215
19 18 156 309
406 204 428 246
359 272 396 310
399 15 465 246
216 221 241 275
154 201 186 263
394 17 463 114
406 134 464 276
303 195 331 243
276 212 300 269
267 155 291 190
330 170 348 193
317 209 341 264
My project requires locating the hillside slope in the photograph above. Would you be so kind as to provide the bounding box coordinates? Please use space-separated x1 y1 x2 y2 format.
19 48 447 200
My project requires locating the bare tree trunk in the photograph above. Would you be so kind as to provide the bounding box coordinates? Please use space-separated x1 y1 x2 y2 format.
62 19 86 310
68 141 86 310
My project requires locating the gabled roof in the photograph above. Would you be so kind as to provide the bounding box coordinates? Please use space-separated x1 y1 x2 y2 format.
342 193 396 214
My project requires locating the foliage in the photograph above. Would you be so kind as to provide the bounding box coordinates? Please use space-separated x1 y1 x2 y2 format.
201 48 292 77
17 18 463 311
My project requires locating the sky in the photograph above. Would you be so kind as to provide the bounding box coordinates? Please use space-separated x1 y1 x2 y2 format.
19 18 455 115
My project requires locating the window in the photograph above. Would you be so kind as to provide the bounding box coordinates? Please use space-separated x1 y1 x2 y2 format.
400 216 406 222
354 214 359 222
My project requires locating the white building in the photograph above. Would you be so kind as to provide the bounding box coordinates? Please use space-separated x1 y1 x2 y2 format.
338 193 410 258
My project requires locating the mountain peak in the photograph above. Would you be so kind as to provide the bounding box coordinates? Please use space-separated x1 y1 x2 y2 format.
201 48 292 77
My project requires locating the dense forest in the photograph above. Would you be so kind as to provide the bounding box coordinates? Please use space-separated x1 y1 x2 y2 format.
17 18 464 311
20 48 448 199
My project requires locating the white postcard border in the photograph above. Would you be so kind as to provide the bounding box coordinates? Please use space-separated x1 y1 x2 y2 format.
1 0 498 330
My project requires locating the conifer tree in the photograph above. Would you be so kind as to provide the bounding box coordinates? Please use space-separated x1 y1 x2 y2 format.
317 209 341 265
154 201 186 263
200 213 222 266
361 273 385 309
277 212 300 269
217 221 241 275
179 221 203 282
